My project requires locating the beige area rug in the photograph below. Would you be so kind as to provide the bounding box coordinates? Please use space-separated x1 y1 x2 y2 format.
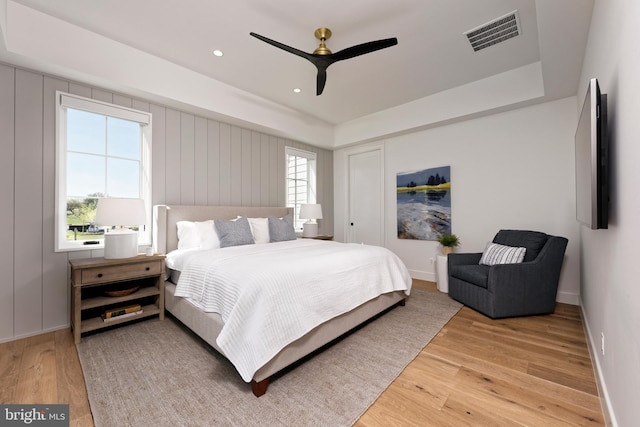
76 290 461 427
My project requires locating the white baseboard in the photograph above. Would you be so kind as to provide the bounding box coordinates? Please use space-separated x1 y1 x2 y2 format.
579 299 617 426
556 291 580 306
409 269 436 282
0 323 70 344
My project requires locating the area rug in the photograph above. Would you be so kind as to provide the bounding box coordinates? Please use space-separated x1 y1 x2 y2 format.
76 290 461 427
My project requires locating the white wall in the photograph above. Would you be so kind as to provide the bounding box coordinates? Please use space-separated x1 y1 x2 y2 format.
335 97 580 304
577 0 640 425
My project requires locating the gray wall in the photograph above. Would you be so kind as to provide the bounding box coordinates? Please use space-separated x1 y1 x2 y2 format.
0 63 333 342
576 0 640 424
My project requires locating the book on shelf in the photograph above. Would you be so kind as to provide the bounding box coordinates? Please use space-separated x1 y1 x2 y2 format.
101 309 143 322
102 303 142 320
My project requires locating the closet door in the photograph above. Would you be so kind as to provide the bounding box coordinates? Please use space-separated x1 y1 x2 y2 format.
347 149 384 246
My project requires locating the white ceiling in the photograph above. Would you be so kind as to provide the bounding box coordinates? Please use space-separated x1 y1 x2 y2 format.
0 0 594 148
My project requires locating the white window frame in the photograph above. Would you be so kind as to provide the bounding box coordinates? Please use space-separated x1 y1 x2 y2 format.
285 146 317 232
54 91 152 252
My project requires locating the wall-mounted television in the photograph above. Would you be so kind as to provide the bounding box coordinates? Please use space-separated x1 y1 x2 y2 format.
575 78 608 229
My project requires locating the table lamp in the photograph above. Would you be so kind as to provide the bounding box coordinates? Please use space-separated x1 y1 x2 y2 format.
94 198 146 259
299 203 323 238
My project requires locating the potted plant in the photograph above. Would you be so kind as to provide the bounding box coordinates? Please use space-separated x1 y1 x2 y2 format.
438 233 460 255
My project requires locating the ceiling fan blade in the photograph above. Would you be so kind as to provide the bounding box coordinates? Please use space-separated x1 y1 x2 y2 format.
249 32 314 62
330 38 398 62
316 67 328 96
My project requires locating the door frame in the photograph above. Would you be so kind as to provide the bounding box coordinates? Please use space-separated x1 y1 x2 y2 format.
343 143 386 246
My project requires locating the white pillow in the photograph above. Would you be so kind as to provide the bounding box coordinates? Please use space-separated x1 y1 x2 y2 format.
176 221 198 249
196 220 220 249
176 220 220 250
479 242 526 266
239 217 270 244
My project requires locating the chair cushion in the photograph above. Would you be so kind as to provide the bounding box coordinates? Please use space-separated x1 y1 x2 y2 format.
479 242 526 265
493 230 548 262
449 264 490 289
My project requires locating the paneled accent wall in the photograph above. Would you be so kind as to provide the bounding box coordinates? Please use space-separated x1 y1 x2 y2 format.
0 62 333 342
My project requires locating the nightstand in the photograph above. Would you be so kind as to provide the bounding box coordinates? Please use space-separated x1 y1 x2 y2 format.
69 254 165 344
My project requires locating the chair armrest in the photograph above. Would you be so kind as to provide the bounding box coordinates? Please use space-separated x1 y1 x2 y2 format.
487 236 568 310
488 261 544 290
488 236 567 290
447 252 482 267
486 261 557 315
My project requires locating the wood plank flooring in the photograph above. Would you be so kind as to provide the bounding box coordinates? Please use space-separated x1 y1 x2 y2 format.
356 280 604 426
1 328 93 427
1 280 604 426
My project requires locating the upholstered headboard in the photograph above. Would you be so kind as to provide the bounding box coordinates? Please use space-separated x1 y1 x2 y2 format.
153 205 293 254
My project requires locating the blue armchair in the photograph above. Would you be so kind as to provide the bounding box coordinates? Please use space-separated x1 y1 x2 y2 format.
447 230 568 319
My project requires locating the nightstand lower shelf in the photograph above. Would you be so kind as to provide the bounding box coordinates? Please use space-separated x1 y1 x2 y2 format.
81 304 160 333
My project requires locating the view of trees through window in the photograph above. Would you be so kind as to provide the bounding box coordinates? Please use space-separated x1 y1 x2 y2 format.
66 192 104 241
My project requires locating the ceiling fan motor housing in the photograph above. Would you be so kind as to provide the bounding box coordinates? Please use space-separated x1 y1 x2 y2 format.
313 28 332 55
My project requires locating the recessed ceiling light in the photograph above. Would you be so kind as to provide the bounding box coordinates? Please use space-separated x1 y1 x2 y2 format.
213 49 224 57
293 88 301 93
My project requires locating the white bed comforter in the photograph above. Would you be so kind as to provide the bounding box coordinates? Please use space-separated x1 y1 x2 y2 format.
172 239 411 382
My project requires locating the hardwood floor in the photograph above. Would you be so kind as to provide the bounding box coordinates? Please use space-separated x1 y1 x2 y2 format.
357 280 605 426
1 280 604 426
1 327 93 427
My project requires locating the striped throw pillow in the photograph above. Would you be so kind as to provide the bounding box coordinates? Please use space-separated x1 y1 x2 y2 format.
479 242 526 265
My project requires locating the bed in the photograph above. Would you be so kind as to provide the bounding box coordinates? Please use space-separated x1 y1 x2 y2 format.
153 205 411 397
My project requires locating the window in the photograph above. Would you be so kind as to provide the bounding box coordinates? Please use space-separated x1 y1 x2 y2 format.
55 92 152 252
285 147 317 232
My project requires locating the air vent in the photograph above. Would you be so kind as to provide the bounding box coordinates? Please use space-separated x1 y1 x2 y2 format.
464 10 521 52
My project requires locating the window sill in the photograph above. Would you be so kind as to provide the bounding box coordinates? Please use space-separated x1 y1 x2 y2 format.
56 241 151 253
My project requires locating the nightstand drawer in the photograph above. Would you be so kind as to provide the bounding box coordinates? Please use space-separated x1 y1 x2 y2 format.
81 260 162 285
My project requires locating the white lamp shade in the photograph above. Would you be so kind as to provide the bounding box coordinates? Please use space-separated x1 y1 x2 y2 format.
94 198 146 226
94 198 146 259
299 204 323 220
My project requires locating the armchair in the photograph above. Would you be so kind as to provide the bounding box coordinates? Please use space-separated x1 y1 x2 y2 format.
447 230 568 319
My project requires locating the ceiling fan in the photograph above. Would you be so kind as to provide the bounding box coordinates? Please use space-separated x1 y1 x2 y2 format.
250 28 398 95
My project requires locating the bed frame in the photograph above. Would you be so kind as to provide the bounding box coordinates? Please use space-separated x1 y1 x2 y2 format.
153 205 407 397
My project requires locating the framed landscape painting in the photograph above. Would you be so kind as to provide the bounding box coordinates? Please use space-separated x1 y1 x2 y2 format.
397 166 451 240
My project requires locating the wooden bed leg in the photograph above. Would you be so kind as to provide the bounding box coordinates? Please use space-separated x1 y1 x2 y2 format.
251 378 270 397
398 298 406 307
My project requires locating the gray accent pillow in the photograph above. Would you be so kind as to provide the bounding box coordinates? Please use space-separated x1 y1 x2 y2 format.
268 214 297 242
214 217 255 248
479 242 526 266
